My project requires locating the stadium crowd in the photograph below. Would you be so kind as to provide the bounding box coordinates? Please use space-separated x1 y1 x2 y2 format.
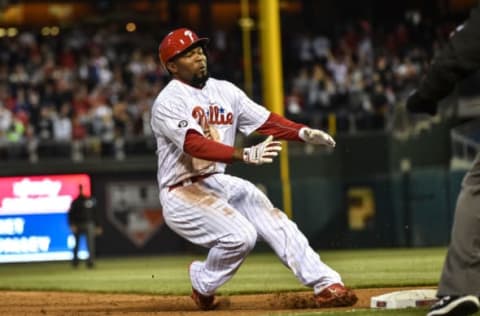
0 14 460 160
0 23 166 160
282 16 457 132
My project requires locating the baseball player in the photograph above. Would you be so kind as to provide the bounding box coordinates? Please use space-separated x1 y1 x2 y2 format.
151 28 357 310
406 2 480 316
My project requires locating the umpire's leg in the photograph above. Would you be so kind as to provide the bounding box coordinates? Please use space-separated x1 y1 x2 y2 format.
85 222 96 268
438 155 480 297
72 231 80 266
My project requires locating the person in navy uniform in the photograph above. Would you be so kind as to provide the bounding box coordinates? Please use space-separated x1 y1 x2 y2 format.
68 184 101 268
406 2 480 315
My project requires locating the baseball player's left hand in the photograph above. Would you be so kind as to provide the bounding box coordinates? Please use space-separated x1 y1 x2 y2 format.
243 135 282 165
299 127 336 147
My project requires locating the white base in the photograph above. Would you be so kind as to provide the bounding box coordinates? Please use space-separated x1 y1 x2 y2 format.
371 289 438 309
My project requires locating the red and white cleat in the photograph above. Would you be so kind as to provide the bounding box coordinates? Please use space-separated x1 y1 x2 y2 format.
188 261 217 310
314 283 358 307
191 287 217 310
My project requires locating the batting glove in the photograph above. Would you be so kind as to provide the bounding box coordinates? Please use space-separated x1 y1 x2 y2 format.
299 127 336 147
243 135 282 165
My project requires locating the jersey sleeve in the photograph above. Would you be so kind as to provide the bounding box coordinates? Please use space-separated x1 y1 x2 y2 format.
256 113 306 141
151 99 204 150
229 82 270 136
417 2 480 103
184 130 235 163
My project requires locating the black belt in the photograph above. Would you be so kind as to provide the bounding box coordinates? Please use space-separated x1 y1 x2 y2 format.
168 173 216 191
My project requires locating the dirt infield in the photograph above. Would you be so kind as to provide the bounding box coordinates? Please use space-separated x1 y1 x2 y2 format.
0 287 434 316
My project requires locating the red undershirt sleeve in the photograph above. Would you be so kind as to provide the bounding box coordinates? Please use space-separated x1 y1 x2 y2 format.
183 130 236 163
183 113 305 163
255 113 306 141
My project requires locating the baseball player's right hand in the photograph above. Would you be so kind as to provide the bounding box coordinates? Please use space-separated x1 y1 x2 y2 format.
299 127 336 147
243 135 282 165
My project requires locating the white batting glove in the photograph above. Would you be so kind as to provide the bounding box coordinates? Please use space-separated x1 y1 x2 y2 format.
243 135 282 165
299 127 336 147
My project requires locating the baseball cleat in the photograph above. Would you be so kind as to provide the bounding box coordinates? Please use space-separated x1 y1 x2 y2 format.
314 283 358 307
427 295 479 316
191 287 217 310
188 261 217 310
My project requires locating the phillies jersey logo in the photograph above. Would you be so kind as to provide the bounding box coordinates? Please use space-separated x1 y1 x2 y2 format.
192 105 233 125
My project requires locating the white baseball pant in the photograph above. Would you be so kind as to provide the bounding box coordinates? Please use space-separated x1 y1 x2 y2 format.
160 173 342 296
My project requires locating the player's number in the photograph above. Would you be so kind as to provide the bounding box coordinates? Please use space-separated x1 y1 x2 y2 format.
184 30 194 41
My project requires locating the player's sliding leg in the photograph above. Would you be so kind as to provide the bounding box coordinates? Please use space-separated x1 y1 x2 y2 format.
230 177 358 307
160 182 257 309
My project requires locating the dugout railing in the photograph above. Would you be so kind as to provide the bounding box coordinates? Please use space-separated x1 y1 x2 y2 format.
450 118 480 169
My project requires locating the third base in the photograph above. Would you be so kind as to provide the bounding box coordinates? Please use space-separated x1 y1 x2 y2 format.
371 289 438 309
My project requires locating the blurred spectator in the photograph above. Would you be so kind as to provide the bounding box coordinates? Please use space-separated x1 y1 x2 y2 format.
0 103 12 139
53 102 73 141
36 106 54 141
285 87 304 117
307 63 335 113
0 10 472 161
312 34 331 60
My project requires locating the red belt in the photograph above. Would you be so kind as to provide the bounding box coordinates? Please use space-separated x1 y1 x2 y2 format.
168 173 216 191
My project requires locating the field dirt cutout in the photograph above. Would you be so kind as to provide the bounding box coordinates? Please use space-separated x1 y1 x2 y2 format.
0 287 433 315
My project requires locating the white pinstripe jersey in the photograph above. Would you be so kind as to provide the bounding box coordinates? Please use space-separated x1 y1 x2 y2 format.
151 78 270 189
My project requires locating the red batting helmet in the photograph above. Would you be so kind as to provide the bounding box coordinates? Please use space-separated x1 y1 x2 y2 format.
158 28 209 65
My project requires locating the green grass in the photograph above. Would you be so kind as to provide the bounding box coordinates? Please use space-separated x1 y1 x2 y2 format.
0 247 446 295
317 248 446 289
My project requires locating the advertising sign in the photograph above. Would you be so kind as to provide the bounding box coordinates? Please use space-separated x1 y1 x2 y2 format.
0 174 91 263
